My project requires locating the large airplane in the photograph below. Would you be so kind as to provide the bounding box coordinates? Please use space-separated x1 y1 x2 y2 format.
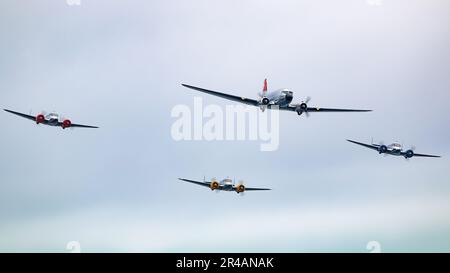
181 79 371 116
346 139 441 159
179 177 271 194
4 109 99 129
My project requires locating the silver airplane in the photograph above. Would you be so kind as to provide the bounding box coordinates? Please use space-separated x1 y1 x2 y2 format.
182 79 371 116
179 177 271 194
347 139 441 159
4 109 99 129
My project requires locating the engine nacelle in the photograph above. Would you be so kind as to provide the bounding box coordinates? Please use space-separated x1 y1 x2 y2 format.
295 103 308 115
405 150 414 158
62 119 72 129
36 114 45 124
261 97 270 105
210 180 220 190
378 145 387 154
300 102 308 111
235 184 245 193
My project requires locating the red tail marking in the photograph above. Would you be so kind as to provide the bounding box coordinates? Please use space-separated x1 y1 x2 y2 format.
263 78 267 94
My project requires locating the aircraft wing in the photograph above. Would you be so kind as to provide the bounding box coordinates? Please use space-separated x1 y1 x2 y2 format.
59 122 99 129
181 84 259 106
179 178 216 188
284 105 371 113
4 109 36 122
305 107 371 112
242 187 271 191
346 139 379 151
403 152 441 158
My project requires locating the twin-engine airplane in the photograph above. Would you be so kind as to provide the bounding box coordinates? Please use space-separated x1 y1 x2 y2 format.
179 177 271 194
182 79 371 116
347 139 441 159
4 109 98 129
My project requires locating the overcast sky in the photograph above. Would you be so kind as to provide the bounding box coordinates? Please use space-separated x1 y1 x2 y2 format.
0 0 449 252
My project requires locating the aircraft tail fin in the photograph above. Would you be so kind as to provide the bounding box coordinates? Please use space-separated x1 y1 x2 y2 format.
259 78 268 97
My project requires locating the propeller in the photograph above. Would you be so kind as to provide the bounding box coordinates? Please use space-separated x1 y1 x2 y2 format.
61 114 75 130
296 96 311 117
381 143 387 156
375 140 387 155
404 146 416 161
209 177 220 191
215 178 222 194
34 110 47 125
303 96 311 104
302 97 311 112
236 180 246 196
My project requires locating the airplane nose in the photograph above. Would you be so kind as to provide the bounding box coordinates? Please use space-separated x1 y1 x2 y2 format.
285 92 293 101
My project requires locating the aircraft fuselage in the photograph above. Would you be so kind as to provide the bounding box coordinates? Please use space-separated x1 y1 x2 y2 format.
46 118 60 126
261 89 293 108
385 149 404 156
218 179 236 191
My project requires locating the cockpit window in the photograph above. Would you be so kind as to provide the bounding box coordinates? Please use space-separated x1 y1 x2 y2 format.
391 143 402 149
46 113 59 119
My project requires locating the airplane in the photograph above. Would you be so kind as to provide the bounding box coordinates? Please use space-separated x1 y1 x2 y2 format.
181 79 371 116
4 109 99 129
178 177 271 194
346 139 441 159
